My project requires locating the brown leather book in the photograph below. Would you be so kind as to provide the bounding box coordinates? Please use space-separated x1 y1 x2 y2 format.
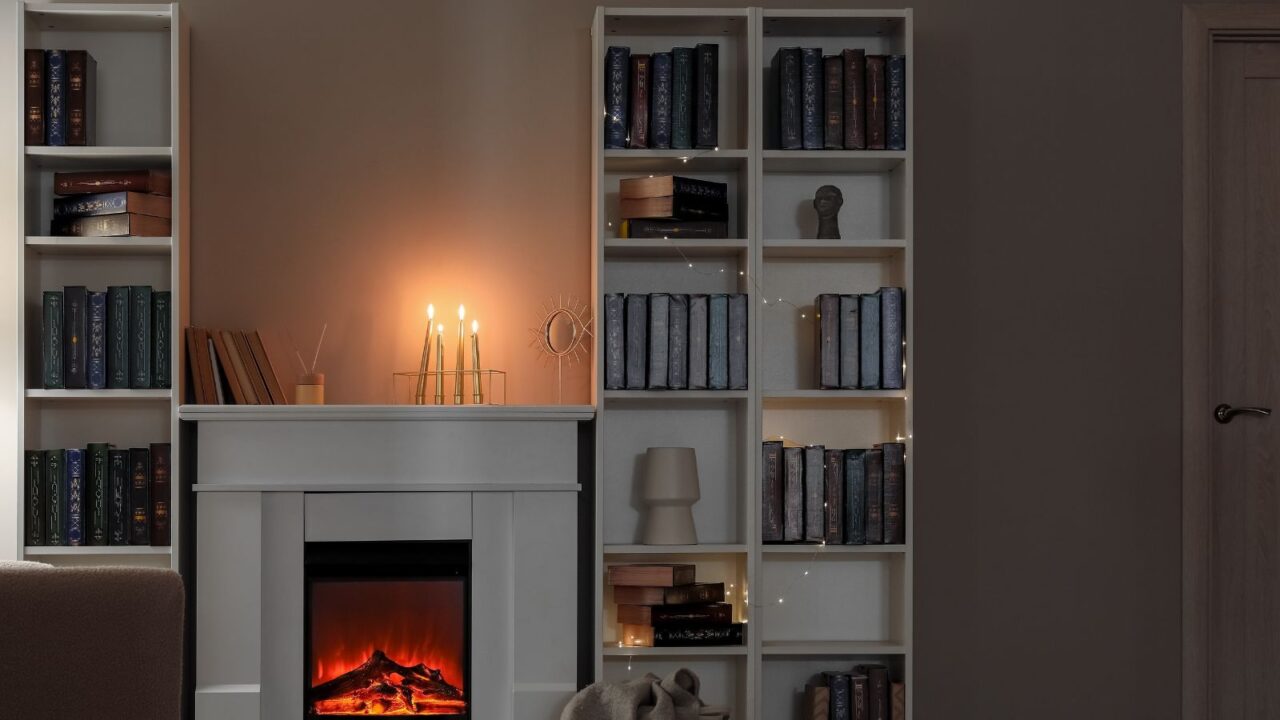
220 330 260 404
804 684 830 720
209 330 248 404
866 55 887 150
607 563 695 587
612 586 665 606
247 330 288 404
194 328 219 404
65 50 95 146
24 49 44 146
50 213 170 237
843 49 866 150
185 327 206 404
627 54 651 148
234 331 272 404
890 682 905 720
55 169 171 196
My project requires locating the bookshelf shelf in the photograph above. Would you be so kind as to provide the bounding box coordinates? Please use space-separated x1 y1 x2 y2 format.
761 640 906 656
603 389 750 401
761 149 905 173
603 644 750 657
25 388 173 400
25 145 172 169
23 545 171 555
761 543 907 555
603 237 749 258
605 544 749 555
604 148 749 172
762 238 906 259
762 389 907 401
25 236 172 255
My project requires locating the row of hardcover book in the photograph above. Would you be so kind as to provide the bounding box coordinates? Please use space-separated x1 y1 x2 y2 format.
25 49 95 146
604 45 719 150
185 328 289 405
774 48 906 151
816 289 905 391
41 286 170 390
762 441 906 545
23 443 170 547
603 293 748 391
805 666 904 720
608 564 742 647
49 169 173 237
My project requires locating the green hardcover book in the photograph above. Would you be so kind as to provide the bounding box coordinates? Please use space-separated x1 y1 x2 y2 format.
106 286 130 388
43 449 66 546
42 291 64 388
24 450 43 546
152 290 171 389
129 285 152 389
107 449 130 545
86 442 111 546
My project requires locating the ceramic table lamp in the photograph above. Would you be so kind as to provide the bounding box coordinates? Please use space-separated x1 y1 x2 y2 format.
640 447 700 545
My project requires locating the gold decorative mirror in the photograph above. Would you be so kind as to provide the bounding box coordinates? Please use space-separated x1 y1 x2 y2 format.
530 295 592 402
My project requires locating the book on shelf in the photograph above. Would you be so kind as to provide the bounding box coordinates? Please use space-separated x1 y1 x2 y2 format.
769 47 905 151
800 48 824 150
708 293 728 390
866 55 887 150
763 441 905 547
232 330 269 402
855 664 890 720
824 448 845 544
646 293 670 390
129 285 152 388
150 443 171 546
625 582 725 607
804 684 830 720
45 50 65 146
891 682 906 720
823 55 844 150
617 602 733 626
727 293 747 390
65 50 96 146
859 293 881 389
671 47 694 150
52 212 170 237
688 294 709 389
620 175 728 206
843 49 867 150
107 287 130 388
618 219 728 239
651 52 673 149
823 671 852 720
880 287 905 390
624 294 647 390
24 451 43 546
803 445 826 542
24 49 44 146
804 667 899 720
42 284 170 392
653 622 742 647
762 440 784 542
55 170 171 197
128 447 151 546
882 442 906 545
783 446 804 542
628 54 651 149
609 561 738 647
65 448 85 546
607 563 696 587
620 196 728 223
668 294 689 389
604 292 747 393
864 448 884 544
247 331 288 404
775 47 802 150
694 44 718 148
185 327 289 405
816 294 840 389
107 448 130 545
87 291 107 389
54 191 171 220
605 43 718 151
844 449 867 545
604 294 625 390
152 291 172 389
86 443 110 546
41 291 63 389
63 286 87 389
44 450 66 546
816 287 905 390
852 673 869 720
839 295 860 389
604 46 630 149
886 55 906 151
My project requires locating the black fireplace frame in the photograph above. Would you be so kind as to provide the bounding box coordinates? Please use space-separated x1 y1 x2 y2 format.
302 539 472 719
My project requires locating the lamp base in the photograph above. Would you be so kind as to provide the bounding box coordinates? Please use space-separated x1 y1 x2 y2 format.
641 505 698 545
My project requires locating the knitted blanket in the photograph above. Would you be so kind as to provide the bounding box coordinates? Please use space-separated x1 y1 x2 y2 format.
561 668 704 720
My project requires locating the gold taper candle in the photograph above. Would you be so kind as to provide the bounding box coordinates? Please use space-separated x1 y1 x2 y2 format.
471 319 483 404
454 305 466 404
415 304 435 404
434 323 445 404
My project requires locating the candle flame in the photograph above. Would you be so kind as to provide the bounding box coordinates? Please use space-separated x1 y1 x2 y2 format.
437 324 444 333
458 305 466 320
471 320 478 334
427 303 435 319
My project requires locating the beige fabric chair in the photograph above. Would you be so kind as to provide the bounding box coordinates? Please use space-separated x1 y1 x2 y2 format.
0 560 184 720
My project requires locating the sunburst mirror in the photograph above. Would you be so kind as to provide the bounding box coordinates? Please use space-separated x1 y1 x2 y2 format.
529 295 592 402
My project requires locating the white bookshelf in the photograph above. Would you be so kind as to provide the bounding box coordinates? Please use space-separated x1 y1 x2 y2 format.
15 2 188 571
592 7 912 719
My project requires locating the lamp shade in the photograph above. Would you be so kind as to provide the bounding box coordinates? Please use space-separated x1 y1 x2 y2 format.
640 447 700 545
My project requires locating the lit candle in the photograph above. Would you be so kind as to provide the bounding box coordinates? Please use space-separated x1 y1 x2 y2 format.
471 320 483 404
415 304 435 405
454 305 466 404
434 323 445 404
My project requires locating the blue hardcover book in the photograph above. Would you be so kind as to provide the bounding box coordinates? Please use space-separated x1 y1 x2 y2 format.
604 293 625 390
87 291 107 389
651 52 673 149
647 293 670 390
694 43 718 148
728 293 748 390
107 286 130 388
687 294 708 389
886 55 906 151
859 293 881 389
708 294 728 390
604 47 630 149
65 448 85 546
774 47 802 149
45 50 66 146
844 449 867 544
839 294 859 389
880 287 904 389
800 48 824 149
671 48 695 150
63 285 87 389
667 293 688 389
625 294 647 389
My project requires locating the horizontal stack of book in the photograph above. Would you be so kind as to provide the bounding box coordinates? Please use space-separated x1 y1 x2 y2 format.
608 564 742 647
603 292 748 390
51 169 172 237
761 441 905 545
42 286 170 390
804 665 903 720
773 48 906 151
25 49 96 146
604 44 719 150
618 175 729 239
185 327 288 405
815 289 905 390
23 443 170 547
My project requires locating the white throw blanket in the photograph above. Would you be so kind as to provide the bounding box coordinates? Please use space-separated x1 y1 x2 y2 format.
561 668 704 720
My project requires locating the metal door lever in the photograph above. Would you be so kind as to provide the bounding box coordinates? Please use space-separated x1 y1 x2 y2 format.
1214 403 1272 424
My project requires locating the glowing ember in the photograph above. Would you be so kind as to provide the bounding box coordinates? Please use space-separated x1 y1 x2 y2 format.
309 649 466 716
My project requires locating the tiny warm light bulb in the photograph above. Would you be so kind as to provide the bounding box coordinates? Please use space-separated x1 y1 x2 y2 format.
778 597 784 604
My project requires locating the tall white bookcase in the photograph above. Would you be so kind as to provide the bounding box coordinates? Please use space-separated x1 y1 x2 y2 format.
591 7 912 719
14 2 188 570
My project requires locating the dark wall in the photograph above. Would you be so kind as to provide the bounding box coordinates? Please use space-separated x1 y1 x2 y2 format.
175 0 1186 715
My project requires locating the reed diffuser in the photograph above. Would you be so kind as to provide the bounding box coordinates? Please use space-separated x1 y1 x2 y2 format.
293 324 327 404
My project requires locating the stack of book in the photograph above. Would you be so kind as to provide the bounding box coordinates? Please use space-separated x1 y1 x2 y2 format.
608 564 742 647
804 665 904 720
25 49 96 146
185 328 288 405
603 292 748 391
42 286 170 391
23 443 171 547
761 441 905 545
618 174 729 239
773 48 906 151
814 288 905 390
50 169 172 237
604 45 719 150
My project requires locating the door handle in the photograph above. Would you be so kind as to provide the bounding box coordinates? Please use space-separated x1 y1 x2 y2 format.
1214 403 1272 424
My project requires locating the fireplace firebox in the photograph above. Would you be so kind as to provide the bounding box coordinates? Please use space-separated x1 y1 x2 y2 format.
304 541 471 718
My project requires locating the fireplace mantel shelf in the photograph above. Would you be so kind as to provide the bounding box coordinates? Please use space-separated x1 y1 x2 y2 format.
179 404 595 422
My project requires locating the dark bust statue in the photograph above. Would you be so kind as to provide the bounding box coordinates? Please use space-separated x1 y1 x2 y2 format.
813 184 844 240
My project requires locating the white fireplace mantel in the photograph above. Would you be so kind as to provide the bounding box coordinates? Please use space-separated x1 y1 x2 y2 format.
184 404 593 720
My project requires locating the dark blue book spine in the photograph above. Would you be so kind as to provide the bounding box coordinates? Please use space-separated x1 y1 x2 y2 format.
129 285 152 389
844 449 867 544
776 48 802 150
803 445 826 542
783 447 804 542
727 293 747 390
824 448 844 544
816 294 840 389
604 293 625 390
44 449 66 546
800 48 824 149
824 672 853 720
671 48 694 150
667 293 688 389
839 294 859 389
604 47 630 149
87 291 107 389
152 290 172 388
42 291 64 389
859 293 881 389
687 294 708 389
625 294 647 389
63 285 87 389
107 286 130 388
761 441 784 542
647 293 670 389
708 294 728 389
864 448 884 544
44 50 65 146
24 450 43 546
651 52 673 149
694 43 718 148
882 442 906 545
886 55 906 151
65 447 85 546
880 287 904 389
107 449 130 545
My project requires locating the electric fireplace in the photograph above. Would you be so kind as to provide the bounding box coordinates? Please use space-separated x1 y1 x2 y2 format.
304 541 470 718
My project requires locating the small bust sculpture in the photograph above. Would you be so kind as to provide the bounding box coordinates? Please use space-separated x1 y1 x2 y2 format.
813 184 844 240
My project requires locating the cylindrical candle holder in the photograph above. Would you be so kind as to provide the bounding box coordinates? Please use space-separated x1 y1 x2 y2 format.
295 373 325 405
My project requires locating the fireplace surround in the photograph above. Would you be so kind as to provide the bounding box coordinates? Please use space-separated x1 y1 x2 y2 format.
183 405 593 720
